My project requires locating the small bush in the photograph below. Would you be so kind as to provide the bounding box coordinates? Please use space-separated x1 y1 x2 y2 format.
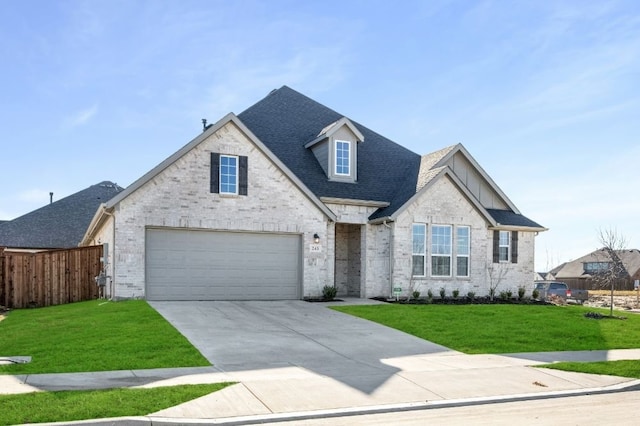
467 291 475 301
517 286 526 301
532 289 540 300
322 285 337 301
427 289 433 301
499 291 512 301
439 287 446 299
412 290 421 300
452 289 460 299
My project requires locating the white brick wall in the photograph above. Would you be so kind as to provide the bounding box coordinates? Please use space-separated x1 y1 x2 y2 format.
388 176 536 298
97 122 332 299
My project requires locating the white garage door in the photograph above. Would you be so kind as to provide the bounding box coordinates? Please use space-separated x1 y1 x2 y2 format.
146 228 301 300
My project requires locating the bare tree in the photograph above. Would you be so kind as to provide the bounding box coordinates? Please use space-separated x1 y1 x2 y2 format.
591 228 628 317
487 263 508 301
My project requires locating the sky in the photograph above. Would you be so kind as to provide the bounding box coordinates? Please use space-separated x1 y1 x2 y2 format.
1 0 638 271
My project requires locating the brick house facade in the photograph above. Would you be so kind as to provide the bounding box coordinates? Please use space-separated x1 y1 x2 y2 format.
82 86 545 300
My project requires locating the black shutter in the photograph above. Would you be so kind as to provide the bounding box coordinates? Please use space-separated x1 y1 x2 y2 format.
210 153 220 193
239 156 248 196
511 231 518 264
492 230 499 263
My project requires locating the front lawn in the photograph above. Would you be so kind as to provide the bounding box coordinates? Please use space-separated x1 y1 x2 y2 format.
0 383 233 426
541 360 640 378
331 304 640 354
0 300 210 374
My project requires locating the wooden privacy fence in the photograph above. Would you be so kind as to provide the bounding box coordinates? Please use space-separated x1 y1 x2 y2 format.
561 277 634 291
0 245 103 309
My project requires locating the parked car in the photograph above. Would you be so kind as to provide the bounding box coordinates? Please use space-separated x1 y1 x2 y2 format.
534 281 588 304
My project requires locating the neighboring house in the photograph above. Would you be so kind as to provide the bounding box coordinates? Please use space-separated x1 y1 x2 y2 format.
552 249 640 288
534 272 556 281
81 86 546 301
0 181 123 250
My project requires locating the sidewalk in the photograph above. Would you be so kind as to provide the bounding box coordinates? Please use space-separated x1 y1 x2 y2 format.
2 349 640 425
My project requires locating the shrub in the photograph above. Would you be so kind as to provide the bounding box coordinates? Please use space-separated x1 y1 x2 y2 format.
439 287 446 299
499 291 512 301
322 285 337 301
467 291 475 301
532 289 540 300
452 289 460 299
517 286 526 301
427 289 434 302
412 290 421 300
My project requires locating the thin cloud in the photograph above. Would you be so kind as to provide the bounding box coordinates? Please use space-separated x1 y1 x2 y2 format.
64 104 99 128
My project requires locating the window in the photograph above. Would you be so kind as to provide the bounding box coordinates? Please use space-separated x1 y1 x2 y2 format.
584 262 610 274
493 230 518 263
335 140 350 175
456 226 470 277
498 230 510 262
431 225 452 276
210 153 248 195
220 155 238 194
412 224 426 276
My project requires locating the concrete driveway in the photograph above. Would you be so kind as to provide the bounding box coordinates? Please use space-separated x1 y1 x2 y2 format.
149 300 455 394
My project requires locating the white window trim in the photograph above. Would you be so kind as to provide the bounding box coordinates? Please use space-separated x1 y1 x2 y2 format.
335 140 351 176
499 230 511 263
431 224 452 277
412 223 427 277
219 154 239 195
456 226 470 277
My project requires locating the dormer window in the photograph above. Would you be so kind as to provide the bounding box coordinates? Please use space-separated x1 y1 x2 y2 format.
335 140 351 176
304 117 364 184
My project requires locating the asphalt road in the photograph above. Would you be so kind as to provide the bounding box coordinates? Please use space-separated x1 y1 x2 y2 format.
265 390 640 425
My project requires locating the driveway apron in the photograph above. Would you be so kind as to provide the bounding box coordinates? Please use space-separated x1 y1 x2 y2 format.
149 300 455 394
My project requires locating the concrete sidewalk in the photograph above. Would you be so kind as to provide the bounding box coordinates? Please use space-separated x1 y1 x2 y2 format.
2 349 640 425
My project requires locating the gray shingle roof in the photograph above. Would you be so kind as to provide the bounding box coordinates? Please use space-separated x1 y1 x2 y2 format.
0 181 123 249
238 86 420 205
486 209 543 229
238 86 542 228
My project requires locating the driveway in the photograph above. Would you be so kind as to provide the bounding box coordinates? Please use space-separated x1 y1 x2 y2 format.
149 300 455 394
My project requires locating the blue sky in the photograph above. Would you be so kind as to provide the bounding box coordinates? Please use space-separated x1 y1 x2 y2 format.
1 0 638 271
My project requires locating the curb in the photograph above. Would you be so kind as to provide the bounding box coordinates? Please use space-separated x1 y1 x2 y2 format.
31 379 640 426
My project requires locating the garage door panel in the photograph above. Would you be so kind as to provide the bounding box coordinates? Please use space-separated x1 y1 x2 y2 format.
146 229 301 301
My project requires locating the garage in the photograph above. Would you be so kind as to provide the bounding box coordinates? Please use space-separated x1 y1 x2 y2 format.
145 228 301 300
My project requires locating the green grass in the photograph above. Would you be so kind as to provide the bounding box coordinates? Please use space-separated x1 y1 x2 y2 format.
0 300 210 374
540 360 640 378
331 304 640 354
0 383 233 426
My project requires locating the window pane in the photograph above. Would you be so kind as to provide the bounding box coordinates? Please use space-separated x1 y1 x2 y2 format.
336 141 350 175
412 255 425 276
456 257 469 276
431 226 451 255
498 230 510 262
412 224 426 276
432 256 451 276
220 155 238 194
457 227 470 255
412 224 426 254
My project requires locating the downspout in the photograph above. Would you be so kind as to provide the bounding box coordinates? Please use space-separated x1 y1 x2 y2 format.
103 209 116 301
383 220 393 296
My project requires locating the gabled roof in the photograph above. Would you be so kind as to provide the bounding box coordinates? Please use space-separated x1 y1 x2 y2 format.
554 248 640 279
238 86 419 205
82 113 338 245
305 117 365 148
239 87 543 230
0 181 123 249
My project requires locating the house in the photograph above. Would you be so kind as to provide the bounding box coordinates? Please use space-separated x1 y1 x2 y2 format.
0 181 123 251
81 86 546 301
552 248 640 289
